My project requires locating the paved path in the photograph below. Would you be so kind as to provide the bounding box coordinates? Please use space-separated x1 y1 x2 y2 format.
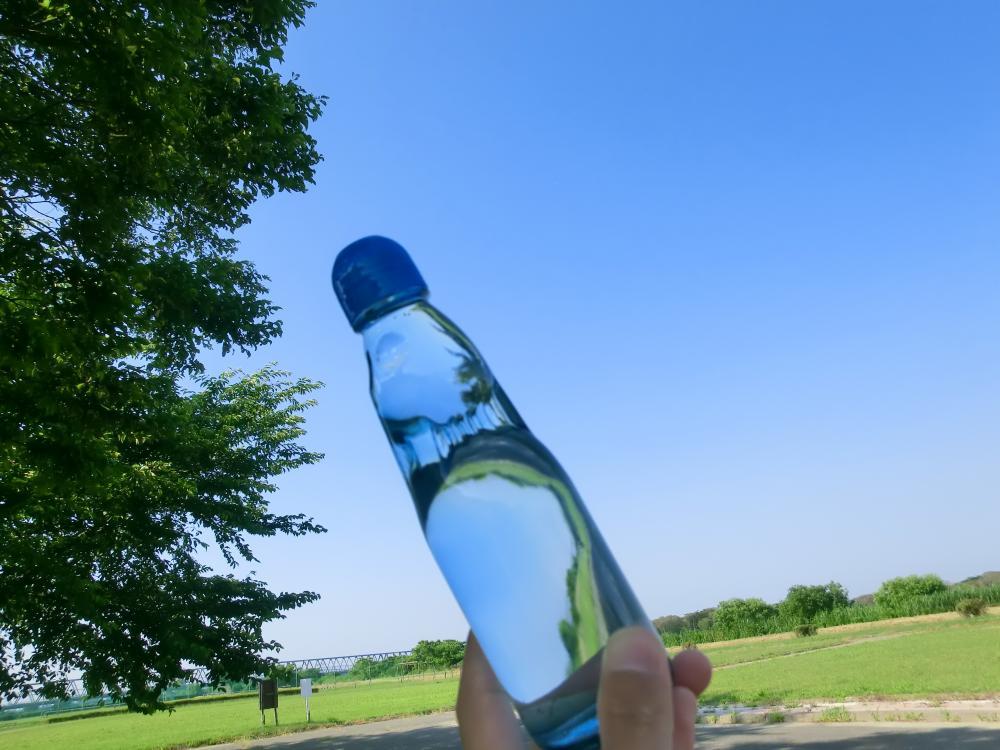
210 712 1000 749
696 723 1000 748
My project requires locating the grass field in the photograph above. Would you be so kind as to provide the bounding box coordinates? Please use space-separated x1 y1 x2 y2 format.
3 611 998 749
696 613 987 668
0 677 460 750
699 612 1000 705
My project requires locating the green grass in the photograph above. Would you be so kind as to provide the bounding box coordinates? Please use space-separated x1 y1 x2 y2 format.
694 616 977 668
0 677 460 750
701 615 1000 706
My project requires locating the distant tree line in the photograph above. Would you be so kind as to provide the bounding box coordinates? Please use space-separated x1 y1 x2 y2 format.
657 573 1000 646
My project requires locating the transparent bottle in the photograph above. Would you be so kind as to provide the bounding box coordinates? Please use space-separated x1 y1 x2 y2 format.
332 236 650 749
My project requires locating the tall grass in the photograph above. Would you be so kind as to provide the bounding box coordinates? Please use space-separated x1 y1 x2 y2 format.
661 583 1000 647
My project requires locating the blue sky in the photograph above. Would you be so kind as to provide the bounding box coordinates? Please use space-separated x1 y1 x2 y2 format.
214 1 1000 658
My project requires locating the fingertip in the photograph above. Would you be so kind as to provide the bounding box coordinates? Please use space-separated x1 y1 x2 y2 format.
671 647 713 696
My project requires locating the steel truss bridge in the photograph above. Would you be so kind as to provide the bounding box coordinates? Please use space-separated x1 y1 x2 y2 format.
275 650 412 677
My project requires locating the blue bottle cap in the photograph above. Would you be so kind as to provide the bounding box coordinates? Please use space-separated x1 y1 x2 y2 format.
332 236 430 331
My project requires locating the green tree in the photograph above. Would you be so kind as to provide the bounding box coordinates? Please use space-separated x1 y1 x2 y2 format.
874 575 947 610
410 639 467 668
713 598 777 634
684 607 716 631
652 615 686 635
1 1 325 712
653 608 716 634
779 582 850 623
349 656 404 680
269 663 299 688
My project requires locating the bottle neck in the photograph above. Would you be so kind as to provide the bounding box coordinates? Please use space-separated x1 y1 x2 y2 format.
362 300 525 465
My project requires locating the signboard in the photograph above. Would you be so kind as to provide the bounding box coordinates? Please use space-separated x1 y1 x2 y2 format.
300 678 312 722
258 679 278 725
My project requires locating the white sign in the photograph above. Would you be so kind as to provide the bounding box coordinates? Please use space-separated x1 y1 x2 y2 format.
300 678 312 722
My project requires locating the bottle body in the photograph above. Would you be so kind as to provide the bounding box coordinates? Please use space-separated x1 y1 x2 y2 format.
363 301 649 749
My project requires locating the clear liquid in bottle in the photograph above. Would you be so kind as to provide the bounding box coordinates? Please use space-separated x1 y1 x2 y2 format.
334 237 651 749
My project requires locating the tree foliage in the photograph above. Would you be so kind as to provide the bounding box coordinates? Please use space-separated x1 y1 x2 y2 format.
1 0 326 711
653 607 716 635
779 582 850 623
652 615 686 635
348 655 405 680
873 575 947 611
410 639 466 668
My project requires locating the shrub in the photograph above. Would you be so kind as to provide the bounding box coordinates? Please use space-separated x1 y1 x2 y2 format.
794 623 818 637
874 574 947 611
956 598 988 617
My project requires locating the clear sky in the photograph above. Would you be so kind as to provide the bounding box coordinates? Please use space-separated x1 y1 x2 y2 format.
211 1 1000 659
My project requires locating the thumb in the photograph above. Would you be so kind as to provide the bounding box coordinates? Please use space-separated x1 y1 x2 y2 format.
597 627 674 750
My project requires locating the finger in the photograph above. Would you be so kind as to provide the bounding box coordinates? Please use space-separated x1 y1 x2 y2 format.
671 685 698 750
670 648 713 697
456 631 523 750
598 627 673 750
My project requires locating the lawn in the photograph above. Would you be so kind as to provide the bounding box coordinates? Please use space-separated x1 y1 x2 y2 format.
0 677 460 750
700 614 1000 705
694 614 986 668
4 612 998 748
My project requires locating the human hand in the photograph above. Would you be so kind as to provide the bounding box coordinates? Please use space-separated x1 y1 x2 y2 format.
456 626 712 749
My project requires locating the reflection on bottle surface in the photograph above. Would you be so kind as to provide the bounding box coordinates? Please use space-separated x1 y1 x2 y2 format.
366 302 649 749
